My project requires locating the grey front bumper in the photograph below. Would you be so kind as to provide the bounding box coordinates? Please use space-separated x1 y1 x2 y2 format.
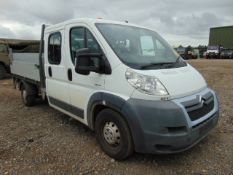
121 88 219 154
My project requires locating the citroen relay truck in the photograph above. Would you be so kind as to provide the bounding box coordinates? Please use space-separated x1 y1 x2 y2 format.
10 18 219 160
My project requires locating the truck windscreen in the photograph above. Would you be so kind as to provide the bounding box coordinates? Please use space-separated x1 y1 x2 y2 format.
96 23 180 69
207 46 218 50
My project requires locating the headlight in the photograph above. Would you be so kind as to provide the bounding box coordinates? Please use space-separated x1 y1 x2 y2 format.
125 69 168 96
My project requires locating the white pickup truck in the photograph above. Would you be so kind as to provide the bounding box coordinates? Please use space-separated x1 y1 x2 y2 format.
11 18 219 160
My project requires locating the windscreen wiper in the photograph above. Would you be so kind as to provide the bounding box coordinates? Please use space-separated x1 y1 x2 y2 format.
140 62 174 69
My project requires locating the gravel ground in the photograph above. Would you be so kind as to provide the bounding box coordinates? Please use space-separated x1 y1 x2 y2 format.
0 59 232 175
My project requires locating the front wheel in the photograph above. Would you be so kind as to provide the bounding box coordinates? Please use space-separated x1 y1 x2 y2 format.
95 109 134 160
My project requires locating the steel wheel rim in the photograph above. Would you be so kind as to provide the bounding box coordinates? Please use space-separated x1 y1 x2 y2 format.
103 121 121 146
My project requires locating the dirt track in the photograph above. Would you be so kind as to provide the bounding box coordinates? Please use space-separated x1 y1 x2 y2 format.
0 60 233 175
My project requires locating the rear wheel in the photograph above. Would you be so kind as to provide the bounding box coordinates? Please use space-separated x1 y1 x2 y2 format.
21 83 37 107
95 109 134 160
0 65 7 80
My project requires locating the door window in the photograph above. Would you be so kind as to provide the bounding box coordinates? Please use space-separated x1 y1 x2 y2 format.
86 30 101 53
70 28 85 62
70 27 101 63
48 32 62 65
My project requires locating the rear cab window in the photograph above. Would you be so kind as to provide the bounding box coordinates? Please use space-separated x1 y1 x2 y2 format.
48 32 62 65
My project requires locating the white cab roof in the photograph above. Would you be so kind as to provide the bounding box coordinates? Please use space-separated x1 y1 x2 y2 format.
45 18 149 32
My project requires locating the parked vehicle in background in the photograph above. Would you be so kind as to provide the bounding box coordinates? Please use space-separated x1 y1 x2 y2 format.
186 46 197 59
193 49 200 59
220 49 233 59
0 39 39 79
186 50 197 59
176 46 197 60
208 26 233 59
197 45 207 58
10 18 219 160
176 46 186 58
206 45 222 59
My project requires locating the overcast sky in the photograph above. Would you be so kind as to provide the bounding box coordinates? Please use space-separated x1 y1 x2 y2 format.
0 0 233 46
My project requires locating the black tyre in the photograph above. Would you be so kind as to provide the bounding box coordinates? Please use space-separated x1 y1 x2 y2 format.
0 64 7 80
95 109 134 160
21 83 37 107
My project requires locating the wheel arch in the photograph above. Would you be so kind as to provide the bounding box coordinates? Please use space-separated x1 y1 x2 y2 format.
87 92 127 131
19 80 37 95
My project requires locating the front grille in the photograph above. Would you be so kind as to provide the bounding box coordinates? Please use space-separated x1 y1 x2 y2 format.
188 100 214 121
182 92 215 121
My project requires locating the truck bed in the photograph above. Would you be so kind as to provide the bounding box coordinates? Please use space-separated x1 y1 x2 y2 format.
10 53 40 82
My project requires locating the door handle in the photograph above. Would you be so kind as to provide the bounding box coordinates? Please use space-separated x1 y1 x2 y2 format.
48 66 52 77
68 68 72 81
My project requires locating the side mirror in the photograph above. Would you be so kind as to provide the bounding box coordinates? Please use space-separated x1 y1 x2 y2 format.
74 48 112 75
75 53 102 75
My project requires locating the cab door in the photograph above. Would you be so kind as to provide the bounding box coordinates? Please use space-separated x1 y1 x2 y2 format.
44 29 70 109
65 24 105 123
